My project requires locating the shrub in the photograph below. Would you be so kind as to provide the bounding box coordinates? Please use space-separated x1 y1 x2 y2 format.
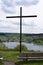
14 44 28 51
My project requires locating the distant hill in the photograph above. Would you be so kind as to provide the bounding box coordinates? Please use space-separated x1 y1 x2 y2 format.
0 33 43 44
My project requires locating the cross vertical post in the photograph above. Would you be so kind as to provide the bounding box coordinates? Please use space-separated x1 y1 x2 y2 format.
20 7 22 53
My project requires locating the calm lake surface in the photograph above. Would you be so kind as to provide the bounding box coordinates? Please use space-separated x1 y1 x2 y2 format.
3 42 43 51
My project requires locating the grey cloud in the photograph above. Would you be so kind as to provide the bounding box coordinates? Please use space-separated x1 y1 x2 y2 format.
16 0 39 6
2 0 13 7
2 5 14 14
12 20 36 27
1 0 15 14
1 0 39 14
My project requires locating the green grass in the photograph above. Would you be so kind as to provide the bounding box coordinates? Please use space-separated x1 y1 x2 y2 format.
0 51 19 60
16 60 43 65
0 62 3 65
0 50 41 60
0 51 43 65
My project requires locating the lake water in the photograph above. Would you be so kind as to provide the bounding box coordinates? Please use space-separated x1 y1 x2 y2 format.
3 42 43 51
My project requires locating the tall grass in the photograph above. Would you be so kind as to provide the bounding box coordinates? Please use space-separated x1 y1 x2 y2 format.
0 62 3 65
16 60 43 65
0 51 19 60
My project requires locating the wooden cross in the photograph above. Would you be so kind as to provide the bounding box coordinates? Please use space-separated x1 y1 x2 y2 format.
6 7 37 53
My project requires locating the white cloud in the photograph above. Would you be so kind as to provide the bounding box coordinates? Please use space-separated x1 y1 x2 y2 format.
0 0 43 33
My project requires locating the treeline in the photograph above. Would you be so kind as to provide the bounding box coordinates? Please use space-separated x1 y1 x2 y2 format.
0 33 43 44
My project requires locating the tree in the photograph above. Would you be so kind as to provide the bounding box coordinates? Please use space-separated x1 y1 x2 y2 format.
14 44 28 51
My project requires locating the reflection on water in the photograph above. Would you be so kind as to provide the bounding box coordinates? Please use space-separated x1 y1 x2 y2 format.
3 42 43 51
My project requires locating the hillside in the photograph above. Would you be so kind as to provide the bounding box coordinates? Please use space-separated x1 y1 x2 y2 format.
0 33 43 44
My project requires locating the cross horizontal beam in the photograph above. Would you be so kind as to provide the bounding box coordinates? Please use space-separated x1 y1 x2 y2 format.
6 15 37 18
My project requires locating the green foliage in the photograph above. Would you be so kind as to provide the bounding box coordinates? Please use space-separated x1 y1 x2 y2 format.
0 33 43 44
16 60 43 65
0 62 3 65
14 44 28 51
33 40 43 45
0 43 8 49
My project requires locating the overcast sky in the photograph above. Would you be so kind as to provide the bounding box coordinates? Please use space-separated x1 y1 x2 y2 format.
0 0 43 33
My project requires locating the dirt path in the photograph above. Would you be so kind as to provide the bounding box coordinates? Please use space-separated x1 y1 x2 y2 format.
3 60 16 65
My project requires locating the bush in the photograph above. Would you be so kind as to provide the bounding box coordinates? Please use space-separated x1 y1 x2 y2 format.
14 44 28 51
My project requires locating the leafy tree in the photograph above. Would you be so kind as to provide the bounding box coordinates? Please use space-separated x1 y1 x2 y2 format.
14 44 28 51
0 43 8 50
